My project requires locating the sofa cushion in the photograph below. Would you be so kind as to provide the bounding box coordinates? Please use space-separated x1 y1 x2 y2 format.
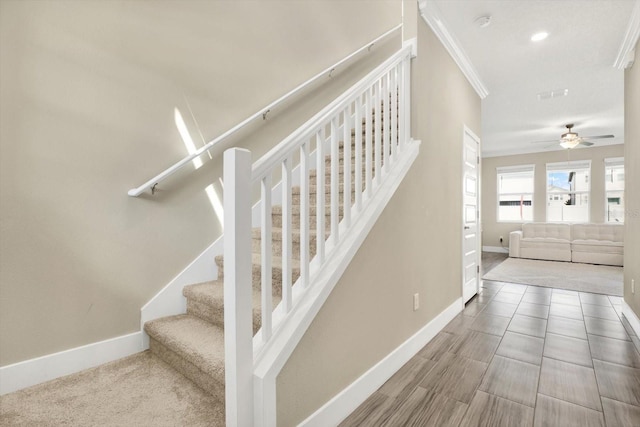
572 224 623 243
572 239 623 255
522 223 571 240
521 237 571 251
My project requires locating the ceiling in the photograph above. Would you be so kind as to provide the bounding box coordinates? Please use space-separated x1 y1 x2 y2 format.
430 0 636 157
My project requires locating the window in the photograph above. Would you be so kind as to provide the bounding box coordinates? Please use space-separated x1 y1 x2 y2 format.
497 165 534 222
546 160 591 222
605 157 624 223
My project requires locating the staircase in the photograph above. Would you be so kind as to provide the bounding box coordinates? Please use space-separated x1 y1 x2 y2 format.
142 43 414 425
143 128 376 415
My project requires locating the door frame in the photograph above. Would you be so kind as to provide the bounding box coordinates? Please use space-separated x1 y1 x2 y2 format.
461 125 481 304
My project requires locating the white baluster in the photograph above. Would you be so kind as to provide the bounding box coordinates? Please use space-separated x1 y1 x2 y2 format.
223 148 253 427
355 95 363 211
260 175 272 342
383 72 390 174
375 78 382 185
343 106 352 228
330 117 339 243
282 157 292 312
365 87 373 199
299 141 309 287
403 54 411 149
315 129 325 263
398 60 406 151
391 65 398 162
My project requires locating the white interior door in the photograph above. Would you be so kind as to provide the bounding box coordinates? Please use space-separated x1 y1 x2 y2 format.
462 127 480 303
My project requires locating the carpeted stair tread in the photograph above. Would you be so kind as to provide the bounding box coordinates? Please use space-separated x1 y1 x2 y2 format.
144 314 225 382
183 280 224 306
183 281 281 332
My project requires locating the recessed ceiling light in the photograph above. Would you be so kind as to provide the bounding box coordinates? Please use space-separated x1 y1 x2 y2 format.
531 32 548 42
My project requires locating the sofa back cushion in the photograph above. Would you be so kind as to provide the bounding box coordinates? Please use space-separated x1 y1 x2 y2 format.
572 223 624 243
522 223 571 240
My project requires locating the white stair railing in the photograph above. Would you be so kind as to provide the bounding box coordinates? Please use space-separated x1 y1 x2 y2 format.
224 44 413 425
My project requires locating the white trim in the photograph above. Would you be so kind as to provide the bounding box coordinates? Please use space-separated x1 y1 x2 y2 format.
252 140 421 426
418 0 489 99
299 297 463 427
403 37 418 58
462 126 481 304
483 245 509 254
614 0 640 69
622 300 640 338
0 332 143 396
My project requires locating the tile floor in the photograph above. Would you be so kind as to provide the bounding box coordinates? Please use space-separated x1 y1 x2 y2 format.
341 278 640 426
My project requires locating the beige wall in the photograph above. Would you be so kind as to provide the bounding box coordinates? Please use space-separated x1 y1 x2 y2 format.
276 16 481 426
0 0 402 366
481 145 625 248
624 41 640 318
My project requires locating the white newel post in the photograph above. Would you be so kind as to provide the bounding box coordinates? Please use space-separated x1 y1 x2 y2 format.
224 148 254 427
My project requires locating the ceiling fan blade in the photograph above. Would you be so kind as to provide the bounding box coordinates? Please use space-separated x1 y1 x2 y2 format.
530 139 560 144
581 134 614 140
579 141 594 147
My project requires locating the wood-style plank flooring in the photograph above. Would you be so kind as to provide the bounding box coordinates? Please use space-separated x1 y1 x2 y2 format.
341 253 640 427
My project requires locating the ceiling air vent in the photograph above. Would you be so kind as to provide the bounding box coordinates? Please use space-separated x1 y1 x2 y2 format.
537 89 569 101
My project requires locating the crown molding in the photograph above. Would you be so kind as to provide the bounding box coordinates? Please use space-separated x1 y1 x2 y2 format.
418 0 489 99
614 0 640 69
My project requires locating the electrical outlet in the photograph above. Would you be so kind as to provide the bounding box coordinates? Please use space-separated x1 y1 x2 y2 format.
633 279 635 294
413 293 420 311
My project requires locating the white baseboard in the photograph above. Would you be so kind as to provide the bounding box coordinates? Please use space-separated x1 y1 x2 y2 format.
0 332 143 396
483 245 508 254
622 300 640 338
299 297 462 427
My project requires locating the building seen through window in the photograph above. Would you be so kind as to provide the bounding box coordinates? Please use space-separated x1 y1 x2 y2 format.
546 160 591 223
497 165 534 222
605 157 624 223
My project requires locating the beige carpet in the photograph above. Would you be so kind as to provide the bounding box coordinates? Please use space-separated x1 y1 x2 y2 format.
482 257 623 296
0 351 224 426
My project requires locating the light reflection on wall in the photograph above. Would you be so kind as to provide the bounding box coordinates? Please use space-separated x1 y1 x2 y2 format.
174 107 203 169
174 107 224 228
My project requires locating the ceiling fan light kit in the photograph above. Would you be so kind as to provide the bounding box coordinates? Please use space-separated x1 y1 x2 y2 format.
560 139 580 149
560 124 581 148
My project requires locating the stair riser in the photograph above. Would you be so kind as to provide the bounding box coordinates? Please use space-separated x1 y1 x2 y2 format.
148 338 224 398
271 206 344 231
272 212 342 229
252 235 319 259
295 190 358 206
186 298 262 334
216 259 301 297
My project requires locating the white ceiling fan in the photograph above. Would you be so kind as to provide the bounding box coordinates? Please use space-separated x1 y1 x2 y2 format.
531 124 614 149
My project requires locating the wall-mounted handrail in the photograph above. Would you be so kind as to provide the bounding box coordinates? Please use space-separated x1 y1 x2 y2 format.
127 24 402 197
